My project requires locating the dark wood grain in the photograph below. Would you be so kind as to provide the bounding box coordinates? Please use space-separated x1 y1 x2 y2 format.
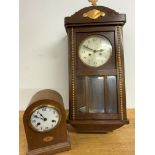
77 69 117 76
23 89 71 155
65 6 126 28
65 5 129 133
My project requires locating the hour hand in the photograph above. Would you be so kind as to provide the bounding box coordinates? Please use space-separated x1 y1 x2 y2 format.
97 49 104 52
34 115 44 120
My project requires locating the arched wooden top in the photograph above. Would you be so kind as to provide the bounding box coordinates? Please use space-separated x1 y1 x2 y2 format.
65 6 126 28
29 89 63 106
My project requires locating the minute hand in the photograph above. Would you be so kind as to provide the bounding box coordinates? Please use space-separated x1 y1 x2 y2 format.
83 45 94 52
38 112 45 119
34 115 44 120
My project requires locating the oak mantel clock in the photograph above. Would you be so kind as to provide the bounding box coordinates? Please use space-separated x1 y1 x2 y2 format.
65 0 129 133
23 89 71 155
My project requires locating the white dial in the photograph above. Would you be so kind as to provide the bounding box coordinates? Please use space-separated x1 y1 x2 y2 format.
79 35 112 67
30 106 60 132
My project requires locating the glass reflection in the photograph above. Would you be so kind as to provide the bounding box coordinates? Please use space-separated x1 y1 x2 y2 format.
107 76 117 113
88 77 104 113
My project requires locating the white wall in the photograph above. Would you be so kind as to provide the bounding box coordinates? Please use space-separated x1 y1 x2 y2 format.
19 0 135 110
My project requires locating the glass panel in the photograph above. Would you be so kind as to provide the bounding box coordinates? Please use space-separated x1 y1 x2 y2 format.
107 76 117 113
77 76 105 113
88 77 104 113
77 76 117 115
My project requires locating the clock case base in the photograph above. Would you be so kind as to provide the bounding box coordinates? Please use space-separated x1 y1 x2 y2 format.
68 119 129 133
26 139 71 155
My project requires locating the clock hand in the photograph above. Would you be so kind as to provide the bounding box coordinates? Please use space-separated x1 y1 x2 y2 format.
97 49 104 52
38 112 45 118
34 115 44 120
83 45 100 53
38 112 47 121
83 45 94 52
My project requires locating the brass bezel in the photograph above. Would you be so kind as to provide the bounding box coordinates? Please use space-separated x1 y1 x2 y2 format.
78 34 112 68
29 104 62 133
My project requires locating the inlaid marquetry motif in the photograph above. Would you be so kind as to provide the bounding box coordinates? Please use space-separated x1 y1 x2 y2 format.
83 9 106 20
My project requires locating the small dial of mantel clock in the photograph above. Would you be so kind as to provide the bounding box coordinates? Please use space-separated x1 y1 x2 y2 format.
65 0 129 133
30 106 60 132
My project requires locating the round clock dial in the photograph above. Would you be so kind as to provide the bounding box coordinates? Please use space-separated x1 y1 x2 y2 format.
79 35 112 67
30 106 60 132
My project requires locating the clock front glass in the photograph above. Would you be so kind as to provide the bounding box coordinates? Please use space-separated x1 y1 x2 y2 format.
30 106 60 132
79 35 112 67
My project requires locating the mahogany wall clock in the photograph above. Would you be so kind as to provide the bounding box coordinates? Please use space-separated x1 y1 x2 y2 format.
65 0 129 133
23 89 71 155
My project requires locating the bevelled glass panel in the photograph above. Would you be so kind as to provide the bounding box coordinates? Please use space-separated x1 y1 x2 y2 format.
107 76 117 113
88 77 104 113
77 76 105 113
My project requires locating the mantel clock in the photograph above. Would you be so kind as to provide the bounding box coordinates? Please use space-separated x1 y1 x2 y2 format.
23 89 71 155
65 0 129 132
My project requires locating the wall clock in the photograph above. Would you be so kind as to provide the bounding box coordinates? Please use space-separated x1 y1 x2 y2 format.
23 89 71 155
65 0 129 132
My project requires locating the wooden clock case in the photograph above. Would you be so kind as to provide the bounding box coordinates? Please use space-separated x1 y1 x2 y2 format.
23 89 71 155
65 6 129 133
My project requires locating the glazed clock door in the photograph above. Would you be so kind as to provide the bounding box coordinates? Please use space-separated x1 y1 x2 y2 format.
75 27 119 120
65 3 129 132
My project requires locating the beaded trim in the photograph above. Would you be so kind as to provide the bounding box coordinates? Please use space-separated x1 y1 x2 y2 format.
116 26 124 120
71 28 75 120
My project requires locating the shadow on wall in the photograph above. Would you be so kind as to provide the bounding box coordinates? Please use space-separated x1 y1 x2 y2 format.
33 35 69 76
24 35 69 87
47 35 69 109
35 35 68 61
47 35 69 82
49 36 68 61
19 35 69 110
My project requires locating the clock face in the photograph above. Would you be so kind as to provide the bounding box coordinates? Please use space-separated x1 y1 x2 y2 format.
30 106 60 132
78 35 112 67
